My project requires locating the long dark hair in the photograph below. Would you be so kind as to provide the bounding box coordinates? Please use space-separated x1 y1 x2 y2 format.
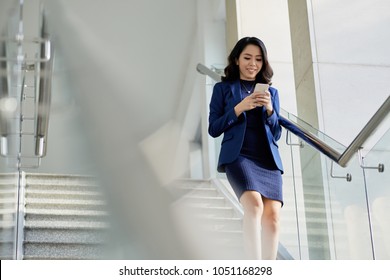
222 37 273 84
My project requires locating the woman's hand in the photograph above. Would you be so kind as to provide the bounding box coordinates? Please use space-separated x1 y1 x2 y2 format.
257 91 273 116
234 91 273 117
234 94 259 116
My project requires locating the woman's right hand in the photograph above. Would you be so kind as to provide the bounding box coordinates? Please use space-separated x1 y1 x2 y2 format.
234 92 262 116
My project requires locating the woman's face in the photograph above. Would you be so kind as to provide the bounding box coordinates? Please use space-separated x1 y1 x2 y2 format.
236 44 263 81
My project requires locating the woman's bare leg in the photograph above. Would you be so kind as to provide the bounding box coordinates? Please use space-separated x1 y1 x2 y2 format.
261 198 281 260
240 191 264 259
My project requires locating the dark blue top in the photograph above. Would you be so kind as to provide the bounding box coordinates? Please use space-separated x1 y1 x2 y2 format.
239 80 278 170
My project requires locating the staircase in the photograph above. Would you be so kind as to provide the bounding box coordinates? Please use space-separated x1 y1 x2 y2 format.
22 173 112 259
0 173 111 260
171 179 246 259
1 172 342 260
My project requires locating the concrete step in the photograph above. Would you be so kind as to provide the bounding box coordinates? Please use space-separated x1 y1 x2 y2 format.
180 196 228 207
26 183 101 192
0 188 17 195
25 198 106 211
0 225 15 242
186 205 238 219
23 242 108 260
26 189 104 201
25 173 96 185
198 217 242 231
25 220 109 230
0 202 16 210
25 208 109 221
24 227 110 244
179 187 219 197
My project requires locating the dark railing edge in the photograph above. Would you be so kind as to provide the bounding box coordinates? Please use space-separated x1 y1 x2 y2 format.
279 116 342 163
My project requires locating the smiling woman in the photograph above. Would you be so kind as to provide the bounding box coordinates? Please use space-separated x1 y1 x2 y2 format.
208 37 283 260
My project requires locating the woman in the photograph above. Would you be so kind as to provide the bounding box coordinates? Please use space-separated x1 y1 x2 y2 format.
208 37 283 260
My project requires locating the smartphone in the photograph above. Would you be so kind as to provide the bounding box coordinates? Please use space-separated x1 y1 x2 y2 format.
254 83 269 93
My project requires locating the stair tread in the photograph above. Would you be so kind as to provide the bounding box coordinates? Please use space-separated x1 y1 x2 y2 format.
26 198 106 205
26 189 103 195
26 208 109 216
25 220 109 229
0 209 16 214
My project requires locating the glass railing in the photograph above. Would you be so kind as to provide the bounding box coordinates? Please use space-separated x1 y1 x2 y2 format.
361 127 390 259
279 106 389 259
0 1 22 260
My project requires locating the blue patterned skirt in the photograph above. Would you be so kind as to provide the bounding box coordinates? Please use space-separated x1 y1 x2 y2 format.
225 155 283 206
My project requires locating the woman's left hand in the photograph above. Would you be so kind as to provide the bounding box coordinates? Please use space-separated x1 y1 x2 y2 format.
255 91 273 116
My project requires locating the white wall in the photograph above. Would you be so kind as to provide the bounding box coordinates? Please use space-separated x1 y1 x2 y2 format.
309 0 390 146
236 0 297 114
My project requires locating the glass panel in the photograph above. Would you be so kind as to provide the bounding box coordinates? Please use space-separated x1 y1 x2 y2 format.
364 127 390 259
280 109 376 259
278 128 306 259
280 108 346 156
325 156 374 259
291 133 332 259
0 3 22 260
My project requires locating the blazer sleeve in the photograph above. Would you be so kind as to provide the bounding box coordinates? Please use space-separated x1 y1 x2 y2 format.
265 87 282 142
208 82 240 138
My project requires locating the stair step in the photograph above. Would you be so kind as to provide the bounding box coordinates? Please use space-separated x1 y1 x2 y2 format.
185 205 237 218
181 196 227 207
25 173 96 184
0 202 16 210
25 220 109 230
26 189 104 200
24 228 110 244
0 227 15 242
26 184 100 192
199 217 242 231
172 179 212 189
25 209 109 222
180 187 219 197
0 188 17 196
0 198 19 204
23 243 108 260
26 198 106 211
0 209 16 215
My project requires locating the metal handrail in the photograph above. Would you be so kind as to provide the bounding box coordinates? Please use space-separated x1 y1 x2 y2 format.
196 63 390 167
196 63 222 82
278 115 342 163
338 95 390 166
0 41 9 143
35 13 52 157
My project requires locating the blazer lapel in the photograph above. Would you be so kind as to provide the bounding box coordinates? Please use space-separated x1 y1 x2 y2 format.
230 80 242 104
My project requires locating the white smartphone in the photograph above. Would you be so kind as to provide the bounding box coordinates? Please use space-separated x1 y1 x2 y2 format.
254 83 269 93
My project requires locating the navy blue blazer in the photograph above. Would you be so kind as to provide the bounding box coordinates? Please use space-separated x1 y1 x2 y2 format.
208 80 284 173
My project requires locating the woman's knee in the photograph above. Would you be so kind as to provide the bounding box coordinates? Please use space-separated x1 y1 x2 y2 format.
262 199 281 230
240 191 264 217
